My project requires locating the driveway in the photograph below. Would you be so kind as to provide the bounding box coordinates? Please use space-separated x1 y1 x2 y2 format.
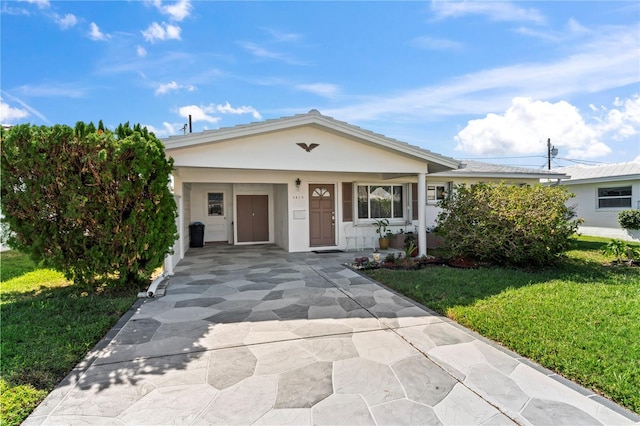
26 245 639 425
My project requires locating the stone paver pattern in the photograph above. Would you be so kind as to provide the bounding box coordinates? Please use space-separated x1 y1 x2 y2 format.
26 245 640 425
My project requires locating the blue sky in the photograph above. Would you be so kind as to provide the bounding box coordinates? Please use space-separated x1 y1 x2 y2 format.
1 0 639 168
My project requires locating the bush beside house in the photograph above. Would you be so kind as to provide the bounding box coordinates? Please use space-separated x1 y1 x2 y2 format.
436 183 581 267
618 209 640 230
0 122 177 288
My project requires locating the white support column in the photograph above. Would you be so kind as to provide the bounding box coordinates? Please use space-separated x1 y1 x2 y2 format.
417 172 427 256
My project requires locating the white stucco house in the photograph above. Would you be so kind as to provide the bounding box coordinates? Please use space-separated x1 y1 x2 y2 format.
161 110 567 273
554 161 640 241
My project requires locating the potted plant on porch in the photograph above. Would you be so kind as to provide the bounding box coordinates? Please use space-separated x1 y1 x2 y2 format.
404 232 418 257
374 218 390 250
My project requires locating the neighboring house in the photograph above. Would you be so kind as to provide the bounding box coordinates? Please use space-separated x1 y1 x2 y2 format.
161 110 566 273
554 161 640 242
425 160 566 227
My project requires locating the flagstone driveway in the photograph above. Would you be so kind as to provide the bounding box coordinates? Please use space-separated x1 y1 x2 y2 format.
26 245 639 425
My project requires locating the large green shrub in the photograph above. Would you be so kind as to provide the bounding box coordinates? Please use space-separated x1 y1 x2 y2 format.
436 183 581 266
0 122 177 288
618 209 640 230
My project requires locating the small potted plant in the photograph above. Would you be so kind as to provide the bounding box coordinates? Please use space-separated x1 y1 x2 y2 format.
404 232 418 256
374 218 390 249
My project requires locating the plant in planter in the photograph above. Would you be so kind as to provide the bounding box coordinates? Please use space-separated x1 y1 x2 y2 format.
374 218 390 249
389 228 406 249
382 252 398 268
401 242 417 268
403 232 418 256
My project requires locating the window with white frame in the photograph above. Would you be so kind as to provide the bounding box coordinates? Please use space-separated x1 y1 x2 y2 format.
357 184 404 220
597 186 631 208
207 192 224 216
427 184 447 203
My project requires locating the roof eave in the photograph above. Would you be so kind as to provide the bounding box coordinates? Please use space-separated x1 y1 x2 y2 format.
561 174 640 185
428 172 568 180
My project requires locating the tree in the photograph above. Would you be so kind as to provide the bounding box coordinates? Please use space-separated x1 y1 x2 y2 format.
1 122 177 288
435 183 581 267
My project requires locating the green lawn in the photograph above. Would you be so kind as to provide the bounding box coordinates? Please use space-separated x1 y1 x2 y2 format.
366 236 640 413
0 251 138 426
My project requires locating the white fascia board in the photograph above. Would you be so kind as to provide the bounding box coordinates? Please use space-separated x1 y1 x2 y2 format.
431 172 569 180
562 174 640 185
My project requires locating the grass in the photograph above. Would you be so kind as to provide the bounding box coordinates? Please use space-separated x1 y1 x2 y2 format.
0 251 138 426
366 236 640 414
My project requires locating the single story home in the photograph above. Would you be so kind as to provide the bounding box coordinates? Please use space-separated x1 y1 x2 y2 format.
554 161 640 241
162 110 566 273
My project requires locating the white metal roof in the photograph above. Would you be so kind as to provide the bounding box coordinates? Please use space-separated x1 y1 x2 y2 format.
428 160 568 180
554 161 640 184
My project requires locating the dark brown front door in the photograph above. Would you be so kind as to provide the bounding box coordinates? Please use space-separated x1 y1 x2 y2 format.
237 195 269 243
309 184 335 246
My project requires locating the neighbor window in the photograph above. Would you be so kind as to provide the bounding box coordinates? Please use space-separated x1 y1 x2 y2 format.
357 185 404 220
597 186 631 208
208 192 224 216
427 185 447 202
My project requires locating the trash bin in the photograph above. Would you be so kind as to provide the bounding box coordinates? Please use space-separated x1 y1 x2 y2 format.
189 222 205 247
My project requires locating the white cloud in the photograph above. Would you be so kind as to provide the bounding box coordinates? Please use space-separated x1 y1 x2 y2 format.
0 99 29 123
177 102 262 124
591 95 640 141
178 105 220 124
89 22 110 41
16 83 86 98
324 24 639 124
216 102 262 120
19 0 49 8
296 83 340 99
142 22 182 43
453 97 624 159
411 36 463 51
143 121 181 137
263 28 302 43
239 42 305 65
0 92 50 123
155 81 196 95
431 1 545 24
148 0 192 22
54 13 77 29
136 45 147 57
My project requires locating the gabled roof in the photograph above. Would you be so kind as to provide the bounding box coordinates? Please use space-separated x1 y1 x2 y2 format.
428 160 568 180
162 109 460 173
554 161 640 184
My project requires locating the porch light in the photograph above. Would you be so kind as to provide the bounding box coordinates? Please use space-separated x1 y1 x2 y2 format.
295 178 301 189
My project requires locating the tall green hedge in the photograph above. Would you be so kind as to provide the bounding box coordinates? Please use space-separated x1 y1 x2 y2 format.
0 122 177 288
435 183 581 266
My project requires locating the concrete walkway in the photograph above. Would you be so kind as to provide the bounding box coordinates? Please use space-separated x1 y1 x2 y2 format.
26 245 639 425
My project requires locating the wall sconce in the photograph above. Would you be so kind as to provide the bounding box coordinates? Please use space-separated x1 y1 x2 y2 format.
295 178 301 189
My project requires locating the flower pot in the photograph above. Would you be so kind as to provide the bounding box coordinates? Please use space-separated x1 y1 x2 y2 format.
378 237 390 250
389 234 405 249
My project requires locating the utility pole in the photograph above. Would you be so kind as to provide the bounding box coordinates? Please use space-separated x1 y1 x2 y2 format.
547 138 558 170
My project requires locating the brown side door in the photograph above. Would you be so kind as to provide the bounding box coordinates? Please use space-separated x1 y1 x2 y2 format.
237 195 269 243
309 184 335 246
